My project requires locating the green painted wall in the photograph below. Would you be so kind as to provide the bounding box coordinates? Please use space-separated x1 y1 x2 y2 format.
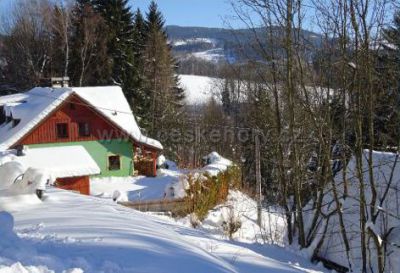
28 139 133 177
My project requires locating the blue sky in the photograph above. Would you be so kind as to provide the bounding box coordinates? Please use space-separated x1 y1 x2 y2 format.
0 0 235 28
129 0 234 28
1 0 396 32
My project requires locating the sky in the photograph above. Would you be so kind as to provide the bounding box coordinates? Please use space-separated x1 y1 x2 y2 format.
0 0 396 32
129 0 235 28
0 0 236 29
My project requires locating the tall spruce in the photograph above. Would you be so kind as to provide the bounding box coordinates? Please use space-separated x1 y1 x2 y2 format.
143 1 185 146
92 0 136 102
131 9 151 129
382 11 400 88
383 11 400 59
380 11 400 147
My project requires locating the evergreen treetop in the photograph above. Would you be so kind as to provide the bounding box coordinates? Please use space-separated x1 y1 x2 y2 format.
145 1 167 36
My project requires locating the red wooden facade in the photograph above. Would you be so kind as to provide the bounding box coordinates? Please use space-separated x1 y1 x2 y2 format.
56 176 90 195
15 94 160 179
18 95 124 145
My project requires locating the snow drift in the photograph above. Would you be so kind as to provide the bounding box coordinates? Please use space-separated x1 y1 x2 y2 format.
0 163 47 211
0 189 237 273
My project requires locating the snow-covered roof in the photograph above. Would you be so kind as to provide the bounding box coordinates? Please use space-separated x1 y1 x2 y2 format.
0 93 29 106
0 86 162 151
1 146 100 178
72 86 162 150
0 87 72 151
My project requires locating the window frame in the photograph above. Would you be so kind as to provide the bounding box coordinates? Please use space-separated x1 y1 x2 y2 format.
108 154 121 171
78 122 90 137
56 123 69 139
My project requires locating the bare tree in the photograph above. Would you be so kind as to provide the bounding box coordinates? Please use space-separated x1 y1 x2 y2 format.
70 1 110 86
1 0 53 89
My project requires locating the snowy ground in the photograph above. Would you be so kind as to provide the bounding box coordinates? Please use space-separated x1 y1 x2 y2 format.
0 152 328 272
90 152 232 202
179 74 221 105
90 168 183 202
184 190 287 244
303 150 400 272
191 48 225 63
0 188 327 273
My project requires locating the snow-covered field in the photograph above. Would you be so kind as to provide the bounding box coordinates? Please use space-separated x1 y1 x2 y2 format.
179 74 220 105
178 74 248 105
0 151 327 273
0 188 327 273
90 169 182 202
170 38 217 47
1 189 234 273
0 189 326 273
163 190 287 244
191 48 225 63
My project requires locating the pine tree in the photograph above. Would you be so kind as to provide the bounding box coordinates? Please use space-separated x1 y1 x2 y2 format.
131 9 151 128
383 11 400 59
142 1 185 144
382 10 400 90
92 0 136 101
379 11 400 147
133 9 147 57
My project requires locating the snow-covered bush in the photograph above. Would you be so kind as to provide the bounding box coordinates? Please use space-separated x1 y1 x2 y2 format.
202 152 232 176
185 165 240 220
221 206 242 240
188 213 201 228
163 152 233 199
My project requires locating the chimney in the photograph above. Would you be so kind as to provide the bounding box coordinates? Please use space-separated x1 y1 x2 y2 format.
51 77 70 88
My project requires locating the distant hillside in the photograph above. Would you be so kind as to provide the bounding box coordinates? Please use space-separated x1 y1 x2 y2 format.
166 25 323 66
179 74 218 105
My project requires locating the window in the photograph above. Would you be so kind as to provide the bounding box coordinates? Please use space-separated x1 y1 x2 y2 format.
108 155 121 171
56 123 69 138
69 103 76 110
78 122 90 137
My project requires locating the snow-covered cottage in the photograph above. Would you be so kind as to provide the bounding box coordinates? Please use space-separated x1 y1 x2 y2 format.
0 86 162 194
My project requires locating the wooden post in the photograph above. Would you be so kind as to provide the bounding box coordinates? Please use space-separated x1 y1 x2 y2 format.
255 130 262 227
152 152 157 177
